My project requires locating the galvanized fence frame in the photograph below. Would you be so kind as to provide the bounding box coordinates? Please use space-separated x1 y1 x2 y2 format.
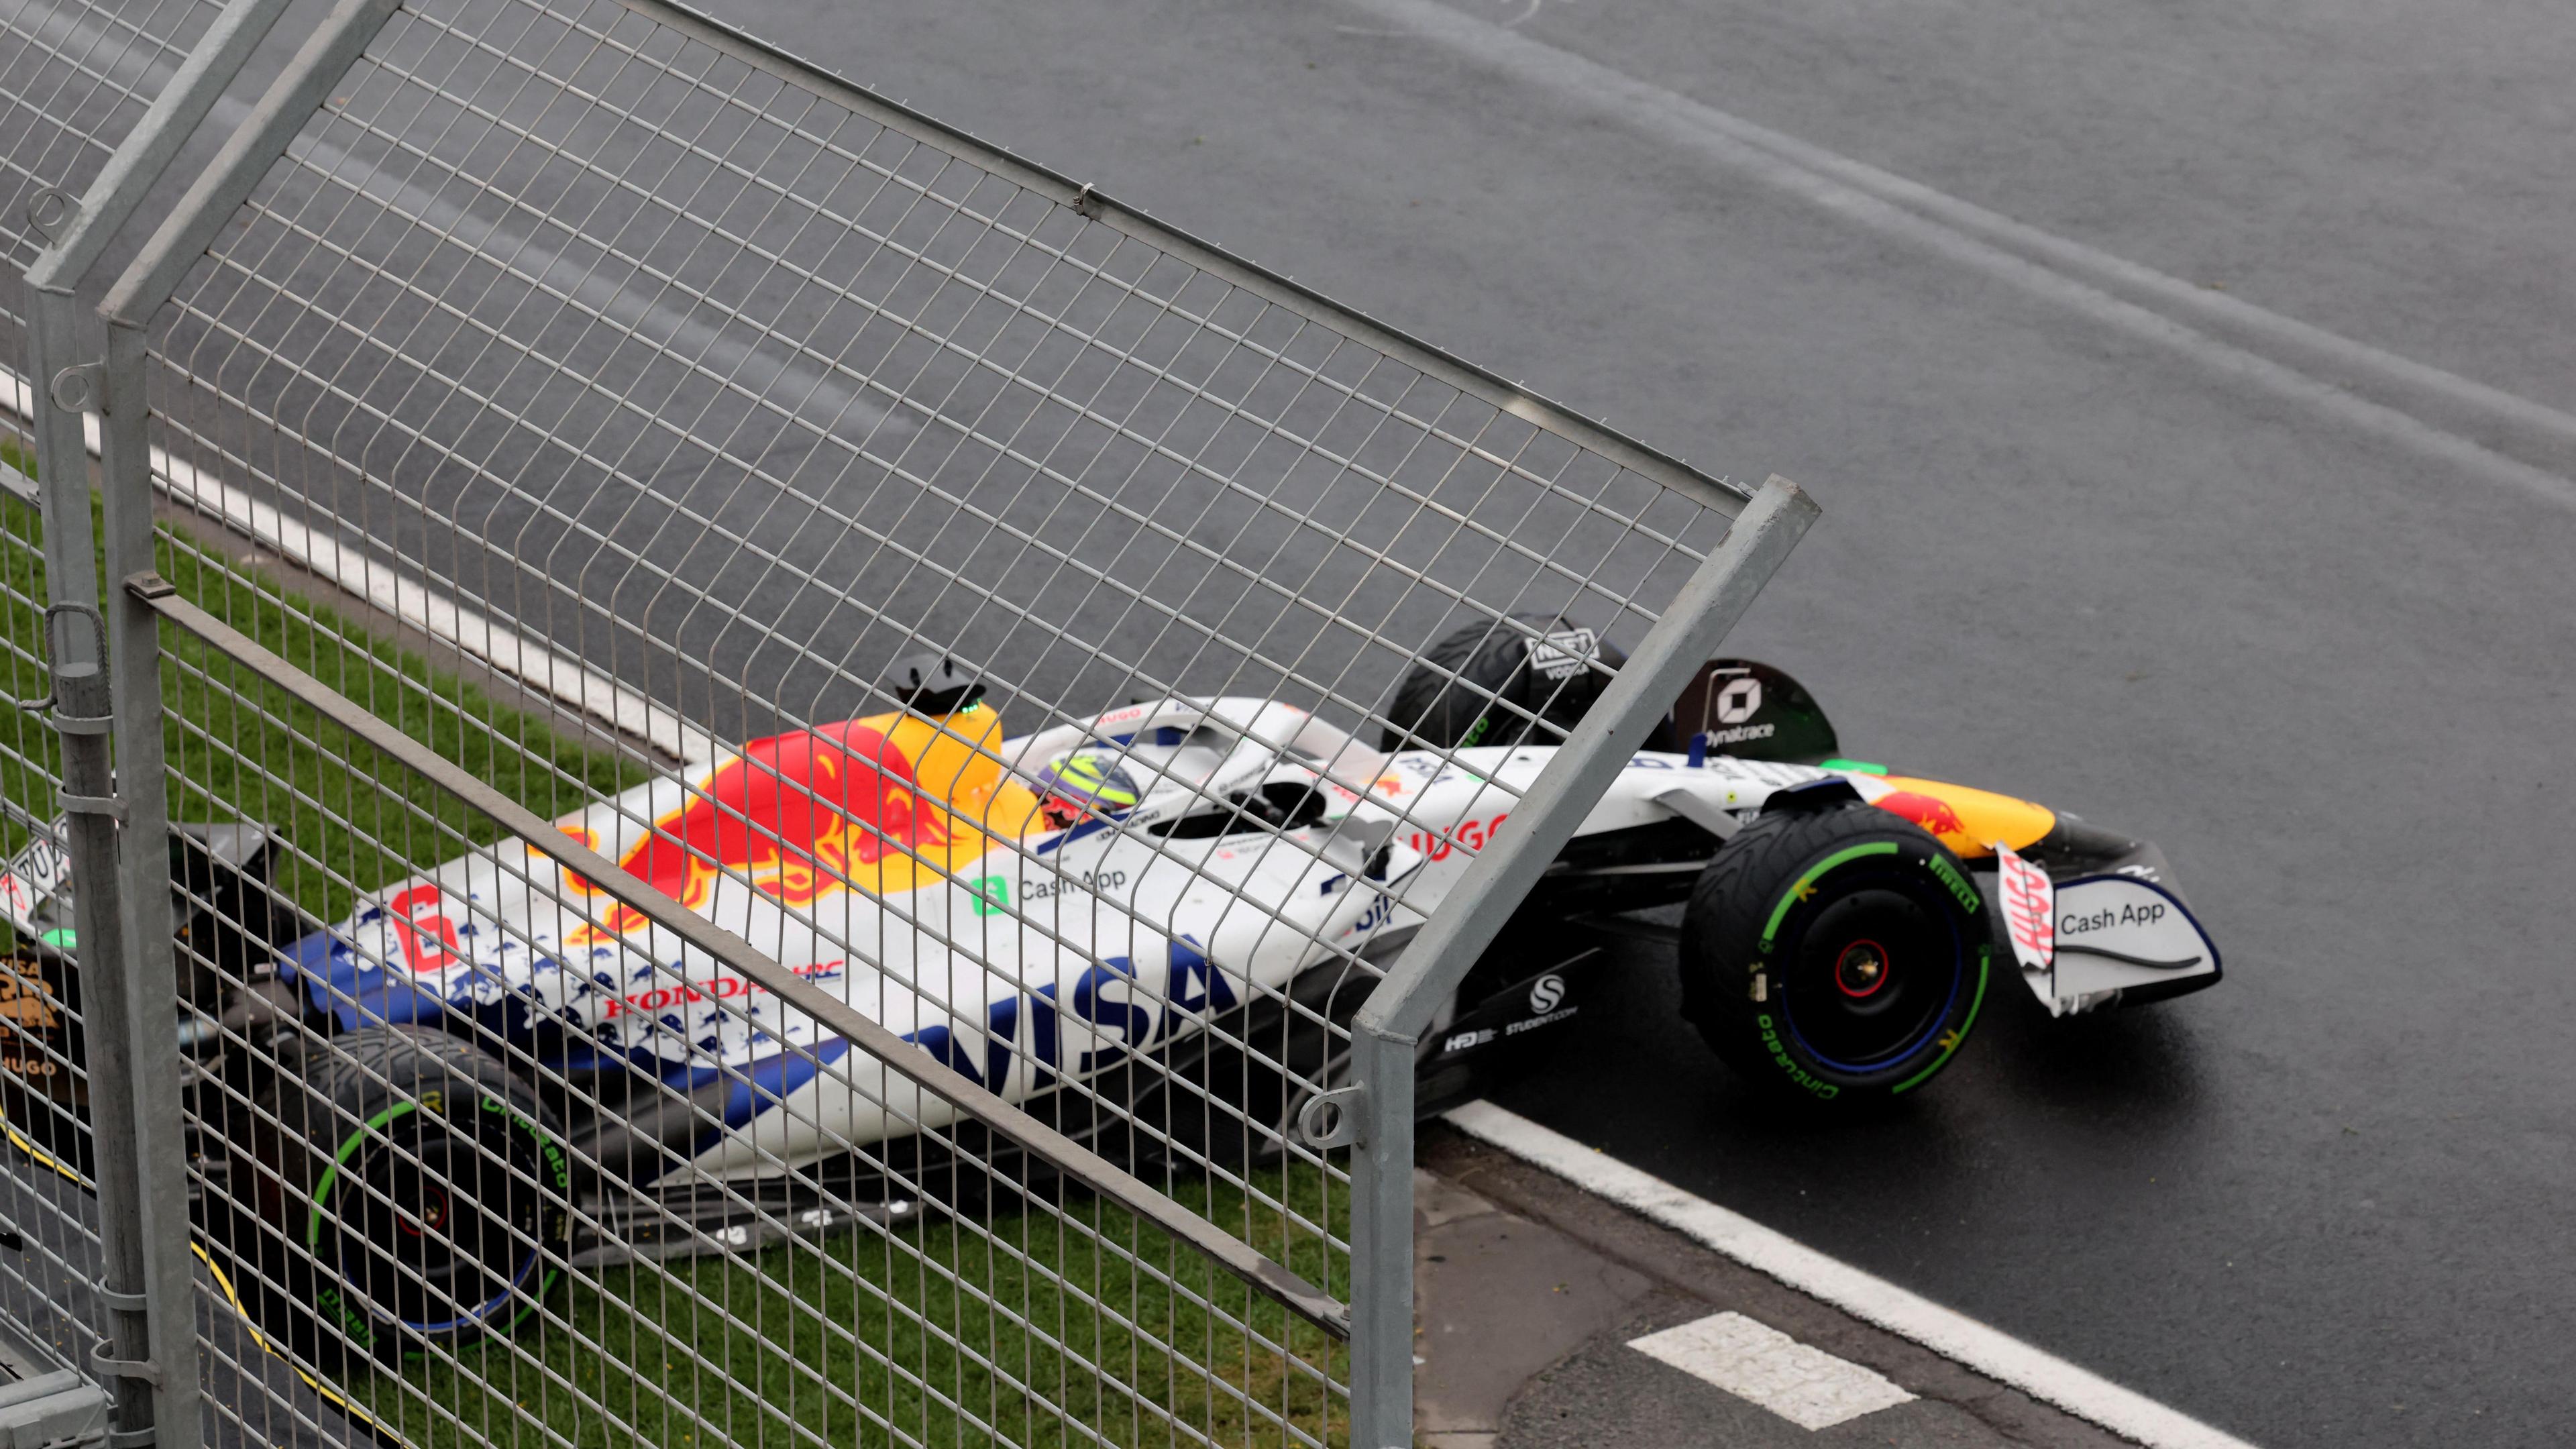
7 0 1814 1442
5 0 296 1442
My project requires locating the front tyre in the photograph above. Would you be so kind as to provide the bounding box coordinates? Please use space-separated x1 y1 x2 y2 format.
1680 806 1990 1108
269 1027 570 1364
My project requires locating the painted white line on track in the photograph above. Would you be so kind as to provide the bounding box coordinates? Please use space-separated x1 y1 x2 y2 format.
1344 0 2576 513
1 368 716 763
1629 1310 1914 1430
1444 1101 2265 1449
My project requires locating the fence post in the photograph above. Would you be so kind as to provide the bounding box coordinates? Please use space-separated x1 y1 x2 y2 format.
1346 1024 1417 1449
25 279 178 1445
12 0 305 1437
1343 477 1819 1448
103 315 202 1448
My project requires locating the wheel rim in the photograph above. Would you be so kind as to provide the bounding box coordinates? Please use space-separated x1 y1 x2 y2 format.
1780 874 1965 1073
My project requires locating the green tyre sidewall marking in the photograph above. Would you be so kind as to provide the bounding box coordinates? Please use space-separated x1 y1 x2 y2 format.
1760 841 1900 952
1890 945 1990 1094
309 1102 417 1251
308 1091 562 1352
480 1095 566 1348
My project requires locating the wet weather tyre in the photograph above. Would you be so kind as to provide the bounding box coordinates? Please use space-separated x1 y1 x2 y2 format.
1381 614 1624 751
1679 805 1990 1108
264 1027 570 1366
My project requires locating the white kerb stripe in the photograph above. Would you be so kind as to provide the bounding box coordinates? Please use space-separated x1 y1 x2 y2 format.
1630 1311 1913 1430
1444 1102 2263 1449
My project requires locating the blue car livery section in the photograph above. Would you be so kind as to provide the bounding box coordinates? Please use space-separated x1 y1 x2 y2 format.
906 936 1242 1095
286 925 1247 1136
652 938 1242 1179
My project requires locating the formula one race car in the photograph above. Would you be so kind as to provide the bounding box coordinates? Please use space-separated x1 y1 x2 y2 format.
0 615 2219 1360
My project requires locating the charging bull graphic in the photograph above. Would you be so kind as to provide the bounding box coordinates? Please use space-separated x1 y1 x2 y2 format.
1854 778 2054 857
627 721 949 907
1874 790 1968 841
572 721 951 942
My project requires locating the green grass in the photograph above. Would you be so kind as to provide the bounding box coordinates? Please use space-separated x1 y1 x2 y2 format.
354 1166 1349 1449
0 459 1347 1448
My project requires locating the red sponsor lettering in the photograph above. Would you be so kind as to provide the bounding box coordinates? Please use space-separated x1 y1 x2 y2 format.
600 959 846 1020
1406 812 1509 863
1997 851 2053 964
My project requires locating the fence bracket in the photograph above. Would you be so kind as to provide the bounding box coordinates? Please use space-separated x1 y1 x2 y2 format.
18 605 113 734
55 791 123 820
23 187 78 242
1296 1085 1366 1149
48 364 103 415
84 1346 166 1390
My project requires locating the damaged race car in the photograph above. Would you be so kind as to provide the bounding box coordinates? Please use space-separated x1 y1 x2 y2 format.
0 615 2219 1360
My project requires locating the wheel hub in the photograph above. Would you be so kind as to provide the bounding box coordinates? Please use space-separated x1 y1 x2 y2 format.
400 1183 453 1238
1833 940 1890 999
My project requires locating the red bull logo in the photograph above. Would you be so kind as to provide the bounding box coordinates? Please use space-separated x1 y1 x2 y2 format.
580 722 949 937
1874 790 1968 839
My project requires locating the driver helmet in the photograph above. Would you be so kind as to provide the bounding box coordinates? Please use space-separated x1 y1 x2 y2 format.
1034 749 1142 830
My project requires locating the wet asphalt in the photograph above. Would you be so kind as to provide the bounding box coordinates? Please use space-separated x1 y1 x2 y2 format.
699 2 2569 1446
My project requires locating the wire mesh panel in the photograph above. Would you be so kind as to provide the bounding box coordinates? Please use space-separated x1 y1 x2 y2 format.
0 0 231 1388
0 481 103 1383
101 0 1776 1440
2 0 226 443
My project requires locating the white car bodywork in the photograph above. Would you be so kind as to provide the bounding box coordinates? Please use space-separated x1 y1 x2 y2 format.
301 692 2216 1179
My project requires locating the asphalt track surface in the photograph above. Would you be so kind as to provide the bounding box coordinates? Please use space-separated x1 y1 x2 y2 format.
700 2 2563 1446
25 0 2570 1443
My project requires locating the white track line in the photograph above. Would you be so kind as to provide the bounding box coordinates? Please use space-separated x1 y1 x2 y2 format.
1630 1310 1915 1430
1348 0 2576 513
2 368 715 763
1444 1101 2263 1449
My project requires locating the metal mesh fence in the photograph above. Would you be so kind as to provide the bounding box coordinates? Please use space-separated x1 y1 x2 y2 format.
1 0 229 1391
60 0 1772 1439
0 482 101 1384
2 0 225 460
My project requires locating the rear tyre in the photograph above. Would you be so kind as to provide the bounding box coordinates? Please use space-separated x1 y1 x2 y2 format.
1381 614 1624 751
1680 806 1990 1108
221 1027 570 1367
